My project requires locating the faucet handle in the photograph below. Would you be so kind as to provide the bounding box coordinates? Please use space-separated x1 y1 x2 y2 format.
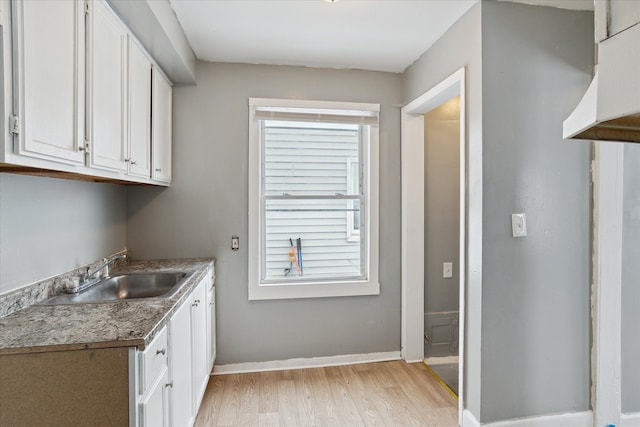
102 258 110 278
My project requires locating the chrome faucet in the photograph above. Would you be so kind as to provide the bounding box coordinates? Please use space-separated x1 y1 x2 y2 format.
65 254 127 294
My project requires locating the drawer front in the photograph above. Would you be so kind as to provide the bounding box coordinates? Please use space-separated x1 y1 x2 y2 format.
139 326 168 394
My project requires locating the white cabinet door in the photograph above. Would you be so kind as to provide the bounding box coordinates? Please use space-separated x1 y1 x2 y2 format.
12 0 85 164
128 39 151 178
207 285 216 372
609 0 640 38
139 368 169 427
191 278 209 413
152 68 172 182
169 292 193 427
88 0 128 172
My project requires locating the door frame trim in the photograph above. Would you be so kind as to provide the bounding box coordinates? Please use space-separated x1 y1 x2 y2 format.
401 67 467 422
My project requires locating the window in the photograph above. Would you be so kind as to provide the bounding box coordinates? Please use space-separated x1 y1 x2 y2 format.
248 98 380 300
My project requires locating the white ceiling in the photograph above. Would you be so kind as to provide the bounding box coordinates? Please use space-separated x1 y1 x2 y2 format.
169 0 593 74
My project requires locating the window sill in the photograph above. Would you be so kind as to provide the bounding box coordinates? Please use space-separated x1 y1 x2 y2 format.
248 279 380 301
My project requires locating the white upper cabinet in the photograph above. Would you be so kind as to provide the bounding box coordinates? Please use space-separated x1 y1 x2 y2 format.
152 68 172 183
609 0 640 38
12 0 85 165
87 0 128 173
128 39 152 178
6 0 172 185
596 0 640 42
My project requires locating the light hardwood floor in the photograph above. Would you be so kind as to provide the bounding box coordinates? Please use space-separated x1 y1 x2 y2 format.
194 360 458 426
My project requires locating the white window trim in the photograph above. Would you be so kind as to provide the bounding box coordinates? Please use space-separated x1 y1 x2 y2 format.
346 158 361 243
248 97 380 300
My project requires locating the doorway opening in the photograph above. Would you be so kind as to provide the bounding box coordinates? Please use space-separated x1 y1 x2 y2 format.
401 67 466 421
423 96 461 395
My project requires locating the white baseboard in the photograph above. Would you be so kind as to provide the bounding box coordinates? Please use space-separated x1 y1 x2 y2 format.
463 410 481 427
462 409 592 427
213 351 401 375
622 412 640 427
424 355 459 365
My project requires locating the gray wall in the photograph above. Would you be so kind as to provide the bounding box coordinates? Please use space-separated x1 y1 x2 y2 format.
622 144 640 413
403 3 483 417
480 1 593 422
126 62 402 364
424 98 460 314
0 173 126 294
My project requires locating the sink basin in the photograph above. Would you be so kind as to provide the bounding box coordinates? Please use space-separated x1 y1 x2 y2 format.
40 271 195 305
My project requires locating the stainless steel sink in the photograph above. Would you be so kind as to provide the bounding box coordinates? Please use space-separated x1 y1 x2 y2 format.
40 271 194 305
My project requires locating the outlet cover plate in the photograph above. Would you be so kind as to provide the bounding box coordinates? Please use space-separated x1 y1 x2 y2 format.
511 213 527 238
443 262 453 278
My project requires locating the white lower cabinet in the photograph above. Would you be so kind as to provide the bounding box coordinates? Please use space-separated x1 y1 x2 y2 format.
131 272 213 426
136 326 170 427
207 282 216 372
191 278 208 413
162 272 212 427
169 290 194 426
0 270 214 427
139 368 169 427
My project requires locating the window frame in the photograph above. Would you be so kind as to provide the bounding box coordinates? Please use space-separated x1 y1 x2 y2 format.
346 157 361 243
248 98 380 300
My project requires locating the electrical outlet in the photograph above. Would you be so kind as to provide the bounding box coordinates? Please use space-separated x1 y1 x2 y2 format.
231 235 239 251
511 213 527 238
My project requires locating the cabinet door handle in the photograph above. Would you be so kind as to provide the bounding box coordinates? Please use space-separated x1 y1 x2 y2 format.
192 299 200 307
165 382 173 388
155 167 162 172
130 160 137 165
156 348 166 355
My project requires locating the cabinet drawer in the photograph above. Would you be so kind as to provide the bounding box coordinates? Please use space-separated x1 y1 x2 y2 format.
139 326 168 393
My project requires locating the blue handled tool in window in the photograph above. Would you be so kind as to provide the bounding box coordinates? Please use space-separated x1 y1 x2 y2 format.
297 238 303 276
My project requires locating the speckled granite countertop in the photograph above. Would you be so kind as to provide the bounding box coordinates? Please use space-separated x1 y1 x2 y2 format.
0 258 215 356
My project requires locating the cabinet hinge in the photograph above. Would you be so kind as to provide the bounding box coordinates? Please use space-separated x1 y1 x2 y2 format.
10 115 20 135
79 137 90 155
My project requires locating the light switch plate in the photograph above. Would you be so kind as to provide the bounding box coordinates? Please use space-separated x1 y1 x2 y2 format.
443 262 453 278
511 213 527 238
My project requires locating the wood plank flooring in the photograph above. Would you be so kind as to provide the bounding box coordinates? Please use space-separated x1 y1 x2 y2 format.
194 360 458 427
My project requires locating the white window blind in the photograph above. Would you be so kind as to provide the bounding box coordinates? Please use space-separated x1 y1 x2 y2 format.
254 107 379 126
